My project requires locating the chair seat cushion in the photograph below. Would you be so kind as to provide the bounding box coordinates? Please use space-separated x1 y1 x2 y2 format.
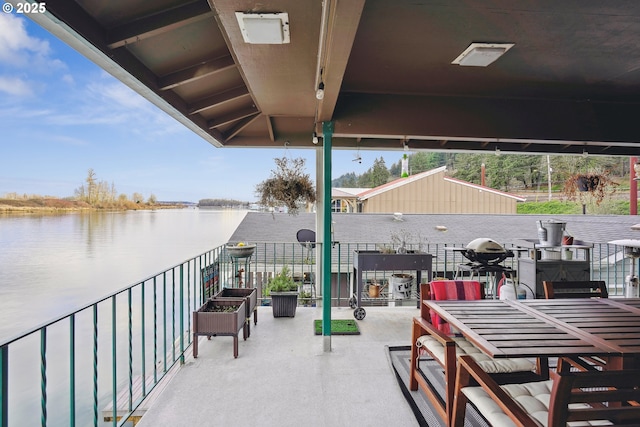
416 335 536 374
461 380 613 427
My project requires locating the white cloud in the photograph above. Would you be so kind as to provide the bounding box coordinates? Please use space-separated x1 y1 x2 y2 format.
62 74 75 85
85 72 151 109
0 76 33 96
0 14 51 67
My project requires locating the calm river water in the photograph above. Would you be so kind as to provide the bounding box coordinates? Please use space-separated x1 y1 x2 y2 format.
0 208 247 343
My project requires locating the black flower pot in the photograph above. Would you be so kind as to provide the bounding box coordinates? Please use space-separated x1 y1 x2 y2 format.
576 175 599 192
270 292 298 317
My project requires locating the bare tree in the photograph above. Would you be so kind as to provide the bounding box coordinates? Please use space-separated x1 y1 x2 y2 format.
85 169 97 204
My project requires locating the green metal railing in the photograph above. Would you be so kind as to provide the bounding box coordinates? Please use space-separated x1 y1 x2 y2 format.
0 240 634 426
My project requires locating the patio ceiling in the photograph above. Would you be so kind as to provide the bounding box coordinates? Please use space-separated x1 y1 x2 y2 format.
26 0 640 156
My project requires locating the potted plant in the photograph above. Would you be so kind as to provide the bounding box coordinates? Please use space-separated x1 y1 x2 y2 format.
266 265 299 317
563 171 618 208
299 290 315 307
255 156 316 215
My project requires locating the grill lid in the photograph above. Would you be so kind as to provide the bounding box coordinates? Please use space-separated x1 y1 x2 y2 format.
465 238 506 254
463 238 513 265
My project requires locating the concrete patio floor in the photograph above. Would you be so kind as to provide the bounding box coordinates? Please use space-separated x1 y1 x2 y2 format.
135 305 420 427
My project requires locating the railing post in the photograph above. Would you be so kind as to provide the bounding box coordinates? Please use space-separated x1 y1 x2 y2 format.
127 288 133 412
92 305 98 426
111 296 117 426
69 314 76 427
40 328 47 427
1 345 7 427
180 264 185 365
141 280 146 399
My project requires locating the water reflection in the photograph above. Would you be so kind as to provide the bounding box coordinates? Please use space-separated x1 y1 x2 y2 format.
0 209 247 342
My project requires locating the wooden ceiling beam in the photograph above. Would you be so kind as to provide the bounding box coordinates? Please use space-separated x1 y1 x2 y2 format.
225 114 263 141
160 55 236 90
208 107 260 129
107 0 213 49
188 86 250 115
315 0 366 123
266 116 275 142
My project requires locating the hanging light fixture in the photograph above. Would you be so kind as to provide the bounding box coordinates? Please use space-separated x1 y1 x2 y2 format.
315 82 325 100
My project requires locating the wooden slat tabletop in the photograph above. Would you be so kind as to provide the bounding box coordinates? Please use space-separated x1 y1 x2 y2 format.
423 300 610 359
519 299 640 355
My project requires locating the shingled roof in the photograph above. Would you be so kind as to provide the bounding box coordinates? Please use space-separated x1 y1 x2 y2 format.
230 212 639 246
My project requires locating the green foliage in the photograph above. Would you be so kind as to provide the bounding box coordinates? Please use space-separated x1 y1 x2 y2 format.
517 199 638 215
607 200 637 215
199 198 246 207
517 201 582 214
300 290 313 305
357 157 391 187
266 266 298 294
388 152 448 177
333 153 631 197
333 172 359 188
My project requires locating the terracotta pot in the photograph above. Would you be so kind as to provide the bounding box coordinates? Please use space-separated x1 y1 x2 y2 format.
562 236 574 245
368 284 380 298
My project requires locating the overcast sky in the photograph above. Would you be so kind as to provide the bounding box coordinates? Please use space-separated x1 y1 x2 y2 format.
0 13 405 202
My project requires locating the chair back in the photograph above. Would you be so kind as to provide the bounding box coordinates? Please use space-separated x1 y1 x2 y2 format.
548 361 640 426
543 280 608 299
421 280 483 335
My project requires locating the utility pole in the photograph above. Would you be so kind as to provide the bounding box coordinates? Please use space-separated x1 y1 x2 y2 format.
547 155 552 201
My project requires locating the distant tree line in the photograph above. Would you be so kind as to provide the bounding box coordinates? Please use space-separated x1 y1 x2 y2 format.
198 198 247 207
74 168 158 208
333 152 630 193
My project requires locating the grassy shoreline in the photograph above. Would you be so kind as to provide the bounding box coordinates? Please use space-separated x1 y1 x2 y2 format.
0 198 184 213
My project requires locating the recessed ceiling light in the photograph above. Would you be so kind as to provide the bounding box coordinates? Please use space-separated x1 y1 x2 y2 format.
235 12 290 44
452 43 514 67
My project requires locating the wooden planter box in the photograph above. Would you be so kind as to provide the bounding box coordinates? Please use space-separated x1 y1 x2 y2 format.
193 299 246 358
212 287 258 338
271 292 298 318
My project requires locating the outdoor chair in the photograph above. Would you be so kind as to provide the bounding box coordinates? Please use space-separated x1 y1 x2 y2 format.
543 280 609 370
543 280 608 299
452 354 640 427
410 280 547 425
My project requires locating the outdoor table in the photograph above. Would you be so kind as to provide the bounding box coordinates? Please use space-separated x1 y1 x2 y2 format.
423 298 640 369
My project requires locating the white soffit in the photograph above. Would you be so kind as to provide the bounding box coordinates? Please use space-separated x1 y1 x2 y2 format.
236 12 290 44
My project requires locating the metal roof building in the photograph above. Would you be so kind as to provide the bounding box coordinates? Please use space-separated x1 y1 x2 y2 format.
332 167 525 214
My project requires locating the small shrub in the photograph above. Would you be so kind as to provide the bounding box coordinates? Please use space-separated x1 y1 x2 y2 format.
267 266 298 294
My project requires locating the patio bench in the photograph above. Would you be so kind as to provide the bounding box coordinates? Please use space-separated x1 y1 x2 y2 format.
452 354 640 427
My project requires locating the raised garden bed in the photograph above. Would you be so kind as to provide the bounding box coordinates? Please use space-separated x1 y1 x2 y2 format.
212 287 258 338
193 298 246 358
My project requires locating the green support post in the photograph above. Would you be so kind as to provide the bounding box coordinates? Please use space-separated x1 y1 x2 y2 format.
322 122 333 341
